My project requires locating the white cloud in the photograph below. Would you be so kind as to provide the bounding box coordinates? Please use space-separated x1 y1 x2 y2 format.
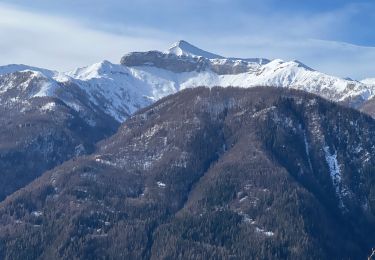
0 3 170 71
0 3 374 79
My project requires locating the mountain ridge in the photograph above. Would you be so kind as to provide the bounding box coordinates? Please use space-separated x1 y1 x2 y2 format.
1 40 375 123
1 41 375 259
1 87 374 259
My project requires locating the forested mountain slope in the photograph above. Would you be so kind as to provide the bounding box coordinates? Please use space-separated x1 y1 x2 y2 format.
0 87 374 259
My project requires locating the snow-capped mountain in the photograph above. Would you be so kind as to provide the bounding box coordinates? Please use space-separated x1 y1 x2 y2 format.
362 78 375 86
120 40 375 109
0 62 153 122
2 42 375 259
166 40 224 59
1 40 375 123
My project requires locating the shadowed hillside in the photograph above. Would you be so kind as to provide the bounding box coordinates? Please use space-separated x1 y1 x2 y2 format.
0 87 374 259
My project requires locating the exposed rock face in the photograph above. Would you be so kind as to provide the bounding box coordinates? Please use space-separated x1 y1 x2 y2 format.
121 51 209 73
120 40 269 75
209 58 264 74
1 87 374 259
120 50 268 75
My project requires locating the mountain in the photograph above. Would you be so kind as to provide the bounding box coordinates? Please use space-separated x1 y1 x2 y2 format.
63 60 153 121
120 41 375 109
0 69 119 201
2 40 375 125
0 62 153 123
166 40 224 59
0 64 57 78
361 78 375 86
358 80 375 118
0 87 374 259
360 96 375 118
1 40 375 202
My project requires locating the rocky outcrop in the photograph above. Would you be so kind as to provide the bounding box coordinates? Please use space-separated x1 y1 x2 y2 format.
120 50 268 75
121 51 209 73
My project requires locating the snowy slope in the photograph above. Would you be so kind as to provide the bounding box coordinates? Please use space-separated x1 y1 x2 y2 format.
124 59 374 107
1 40 375 122
0 64 58 78
361 78 375 86
64 60 153 121
121 41 375 108
0 62 153 122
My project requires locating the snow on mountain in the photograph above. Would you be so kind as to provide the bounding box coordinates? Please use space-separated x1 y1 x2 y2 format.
165 40 269 66
64 60 153 121
0 69 60 98
1 40 375 122
361 78 375 86
0 64 58 78
166 40 223 59
122 56 374 107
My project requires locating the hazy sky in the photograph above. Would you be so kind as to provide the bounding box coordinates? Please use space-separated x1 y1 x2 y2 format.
0 0 374 79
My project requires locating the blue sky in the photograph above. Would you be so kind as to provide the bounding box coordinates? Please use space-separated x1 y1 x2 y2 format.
0 0 374 79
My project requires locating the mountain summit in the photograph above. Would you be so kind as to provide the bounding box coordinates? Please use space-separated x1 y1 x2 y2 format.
166 40 224 59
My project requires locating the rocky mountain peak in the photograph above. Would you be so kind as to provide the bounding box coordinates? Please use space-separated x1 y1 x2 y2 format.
166 40 224 59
